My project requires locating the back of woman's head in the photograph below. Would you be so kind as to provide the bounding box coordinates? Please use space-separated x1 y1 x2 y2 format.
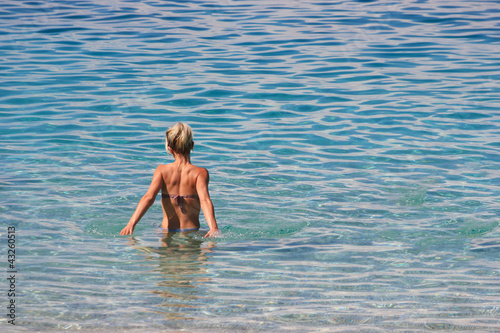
166 122 194 155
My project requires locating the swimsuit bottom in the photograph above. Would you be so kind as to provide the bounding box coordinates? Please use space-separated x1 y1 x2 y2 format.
157 227 200 232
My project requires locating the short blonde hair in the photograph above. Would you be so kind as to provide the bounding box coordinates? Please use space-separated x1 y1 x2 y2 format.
166 122 194 155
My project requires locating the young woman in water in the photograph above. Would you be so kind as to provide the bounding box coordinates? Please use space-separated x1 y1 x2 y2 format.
120 122 220 238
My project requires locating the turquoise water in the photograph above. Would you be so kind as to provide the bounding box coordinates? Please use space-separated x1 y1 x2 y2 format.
1 0 499 331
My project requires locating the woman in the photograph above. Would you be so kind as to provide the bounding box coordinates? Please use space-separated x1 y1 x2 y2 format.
120 122 220 238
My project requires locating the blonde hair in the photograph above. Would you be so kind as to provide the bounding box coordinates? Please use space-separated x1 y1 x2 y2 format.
165 122 194 155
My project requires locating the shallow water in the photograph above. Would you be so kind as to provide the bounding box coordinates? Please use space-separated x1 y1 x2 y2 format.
1 0 499 331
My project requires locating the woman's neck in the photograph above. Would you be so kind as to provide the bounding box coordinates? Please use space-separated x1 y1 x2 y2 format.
173 152 191 164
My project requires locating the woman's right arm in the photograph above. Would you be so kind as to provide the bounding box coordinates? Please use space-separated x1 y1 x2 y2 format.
196 168 220 238
120 166 163 235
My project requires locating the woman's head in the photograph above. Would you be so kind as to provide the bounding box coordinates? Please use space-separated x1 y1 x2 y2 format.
166 122 194 155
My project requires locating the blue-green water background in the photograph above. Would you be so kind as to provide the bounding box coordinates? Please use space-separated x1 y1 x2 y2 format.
1 0 499 331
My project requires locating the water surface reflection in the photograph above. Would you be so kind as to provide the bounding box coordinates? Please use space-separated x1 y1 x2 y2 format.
131 231 216 321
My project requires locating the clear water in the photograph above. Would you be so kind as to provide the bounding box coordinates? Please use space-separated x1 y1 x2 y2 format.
1 0 499 331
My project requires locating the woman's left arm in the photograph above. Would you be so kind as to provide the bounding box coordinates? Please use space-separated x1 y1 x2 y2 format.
120 166 163 235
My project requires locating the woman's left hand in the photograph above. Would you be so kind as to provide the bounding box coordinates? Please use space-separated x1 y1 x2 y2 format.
204 229 221 238
120 224 135 235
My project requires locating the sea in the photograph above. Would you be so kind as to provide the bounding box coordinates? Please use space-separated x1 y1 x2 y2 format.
0 0 499 332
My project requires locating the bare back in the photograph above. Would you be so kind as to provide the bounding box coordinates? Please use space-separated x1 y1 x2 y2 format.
158 162 205 230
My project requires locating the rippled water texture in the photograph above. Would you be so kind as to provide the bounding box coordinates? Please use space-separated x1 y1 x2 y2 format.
1 0 499 331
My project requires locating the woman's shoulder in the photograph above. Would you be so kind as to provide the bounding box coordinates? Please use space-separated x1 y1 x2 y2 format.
190 165 209 182
156 163 170 170
155 163 207 177
155 163 175 174
190 164 208 173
